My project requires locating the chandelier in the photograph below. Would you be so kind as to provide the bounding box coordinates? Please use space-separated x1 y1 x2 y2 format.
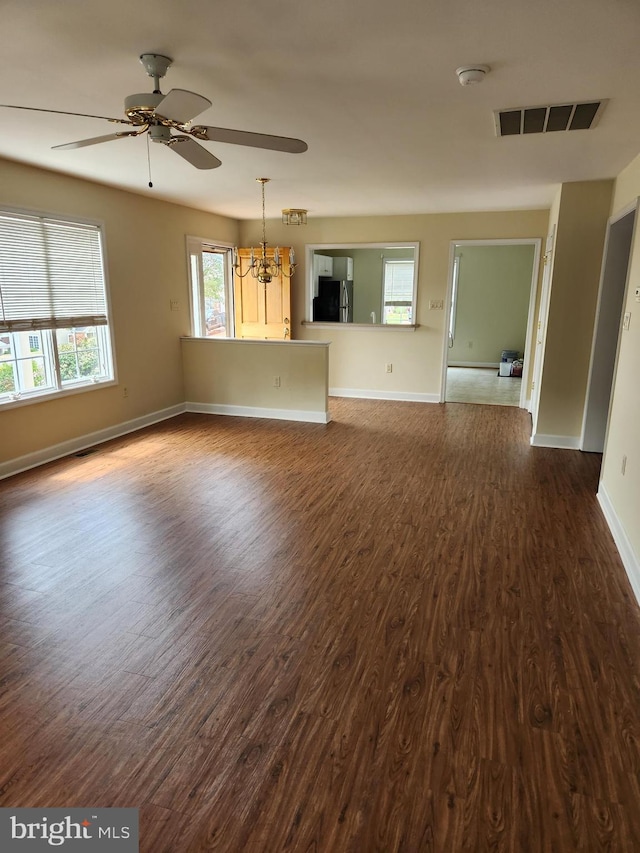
233 178 297 285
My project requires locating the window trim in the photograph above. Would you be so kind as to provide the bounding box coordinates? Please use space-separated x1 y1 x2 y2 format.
0 205 116 409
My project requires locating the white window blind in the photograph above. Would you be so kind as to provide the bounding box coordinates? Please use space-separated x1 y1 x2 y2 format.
383 260 414 304
0 211 108 333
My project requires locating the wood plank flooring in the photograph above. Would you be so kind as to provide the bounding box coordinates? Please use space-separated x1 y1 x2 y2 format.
1 398 640 851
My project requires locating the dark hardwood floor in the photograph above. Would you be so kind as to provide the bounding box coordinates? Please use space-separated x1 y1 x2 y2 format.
1 399 639 851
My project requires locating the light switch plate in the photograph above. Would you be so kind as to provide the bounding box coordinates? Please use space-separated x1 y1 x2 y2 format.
623 312 631 331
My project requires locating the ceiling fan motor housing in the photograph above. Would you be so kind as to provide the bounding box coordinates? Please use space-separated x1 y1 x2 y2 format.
124 92 165 124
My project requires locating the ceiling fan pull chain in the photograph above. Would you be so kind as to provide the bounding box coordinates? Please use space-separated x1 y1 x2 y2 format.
146 133 153 188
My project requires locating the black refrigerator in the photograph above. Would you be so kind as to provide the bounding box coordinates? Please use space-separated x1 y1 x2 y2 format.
313 279 354 322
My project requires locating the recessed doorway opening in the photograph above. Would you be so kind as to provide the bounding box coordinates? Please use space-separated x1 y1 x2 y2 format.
442 239 541 408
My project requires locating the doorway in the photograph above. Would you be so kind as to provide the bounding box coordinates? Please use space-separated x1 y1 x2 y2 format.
187 238 235 338
581 203 637 452
233 247 292 340
442 240 541 407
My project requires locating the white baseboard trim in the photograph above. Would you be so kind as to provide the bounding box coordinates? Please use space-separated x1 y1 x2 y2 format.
448 361 500 369
597 483 640 606
530 433 581 450
0 403 186 481
329 387 440 403
186 402 331 424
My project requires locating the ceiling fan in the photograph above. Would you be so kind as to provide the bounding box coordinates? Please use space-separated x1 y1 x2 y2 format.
0 53 308 170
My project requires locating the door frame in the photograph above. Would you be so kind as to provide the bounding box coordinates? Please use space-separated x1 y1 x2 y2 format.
529 226 555 431
580 198 638 452
440 238 542 408
186 236 236 338
233 247 292 340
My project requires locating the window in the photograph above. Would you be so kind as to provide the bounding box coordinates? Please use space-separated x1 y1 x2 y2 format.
0 209 114 406
382 258 415 324
187 238 234 337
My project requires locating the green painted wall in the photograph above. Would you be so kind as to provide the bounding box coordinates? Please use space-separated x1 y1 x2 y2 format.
449 244 535 365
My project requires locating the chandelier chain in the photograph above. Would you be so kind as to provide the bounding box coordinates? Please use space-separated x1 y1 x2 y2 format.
233 178 298 285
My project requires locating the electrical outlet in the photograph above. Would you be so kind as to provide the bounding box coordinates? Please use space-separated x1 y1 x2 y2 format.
170 300 180 312
635 287 640 302
385 363 393 373
123 386 129 398
273 376 281 387
623 312 631 331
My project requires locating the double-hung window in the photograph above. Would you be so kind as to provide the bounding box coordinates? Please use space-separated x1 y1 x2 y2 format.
382 258 415 324
0 209 114 406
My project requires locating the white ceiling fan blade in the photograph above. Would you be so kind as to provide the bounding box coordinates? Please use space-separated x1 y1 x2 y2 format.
168 137 221 169
153 89 212 125
0 103 131 123
52 131 140 150
194 126 308 153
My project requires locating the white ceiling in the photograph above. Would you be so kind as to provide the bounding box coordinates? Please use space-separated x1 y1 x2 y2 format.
1 0 640 220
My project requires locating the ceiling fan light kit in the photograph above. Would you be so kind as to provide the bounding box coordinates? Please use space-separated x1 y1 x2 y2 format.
0 52 308 172
456 65 490 86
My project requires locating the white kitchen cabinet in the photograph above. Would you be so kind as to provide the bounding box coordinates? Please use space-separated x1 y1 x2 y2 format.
314 254 334 278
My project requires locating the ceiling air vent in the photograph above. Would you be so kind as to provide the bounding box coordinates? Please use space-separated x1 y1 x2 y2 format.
495 101 607 137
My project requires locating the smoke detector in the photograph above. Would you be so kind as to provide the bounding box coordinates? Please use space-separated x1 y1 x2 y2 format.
456 65 490 86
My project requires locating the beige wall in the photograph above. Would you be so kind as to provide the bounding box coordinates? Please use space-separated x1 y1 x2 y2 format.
240 210 549 396
449 244 535 365
599 155 640 567
535 180 614 439
0 157 238 462
181 337 329 419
